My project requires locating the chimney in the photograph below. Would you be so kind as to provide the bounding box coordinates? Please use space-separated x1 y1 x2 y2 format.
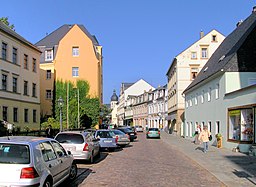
236 20 243 27
253 6 256 13
200 30 204 39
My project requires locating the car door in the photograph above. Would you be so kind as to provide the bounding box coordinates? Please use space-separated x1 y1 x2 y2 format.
40 142 63 184
88 133 99 156
51 141 71 180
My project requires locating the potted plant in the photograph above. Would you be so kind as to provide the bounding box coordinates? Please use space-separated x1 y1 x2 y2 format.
215 133 222 148
215 133 222 140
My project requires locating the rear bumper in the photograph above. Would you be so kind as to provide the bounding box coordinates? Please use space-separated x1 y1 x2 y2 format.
72 152 91 160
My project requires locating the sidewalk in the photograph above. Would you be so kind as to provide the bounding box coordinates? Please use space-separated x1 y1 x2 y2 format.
161 131 256 187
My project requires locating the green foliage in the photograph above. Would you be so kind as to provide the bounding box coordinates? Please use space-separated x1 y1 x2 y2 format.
41 117 62 129
0 17 14 30
101 104 112 124
54 79 100 129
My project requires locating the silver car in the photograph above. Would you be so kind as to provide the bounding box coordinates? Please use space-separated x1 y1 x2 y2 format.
55 131 100 163
0 136 77 187
111 129 130 147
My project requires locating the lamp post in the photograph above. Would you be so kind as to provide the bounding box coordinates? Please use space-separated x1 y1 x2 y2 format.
58 97 64 132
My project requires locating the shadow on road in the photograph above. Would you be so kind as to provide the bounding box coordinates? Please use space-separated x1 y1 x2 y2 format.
225 156 256 186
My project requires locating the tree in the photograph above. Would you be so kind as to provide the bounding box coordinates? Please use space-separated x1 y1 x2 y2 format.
0 17 14 30
55 79 100 129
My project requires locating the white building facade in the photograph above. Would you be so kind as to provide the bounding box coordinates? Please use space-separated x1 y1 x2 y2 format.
166 30 225 136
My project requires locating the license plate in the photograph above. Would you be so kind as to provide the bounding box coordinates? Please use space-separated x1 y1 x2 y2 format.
130 133 134 135
104 140 112 143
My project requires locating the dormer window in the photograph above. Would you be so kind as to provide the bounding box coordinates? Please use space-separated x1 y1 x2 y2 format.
212 35 217 42
45 49 53 61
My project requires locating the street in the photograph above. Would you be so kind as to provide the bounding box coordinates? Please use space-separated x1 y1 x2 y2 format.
61 132 224 187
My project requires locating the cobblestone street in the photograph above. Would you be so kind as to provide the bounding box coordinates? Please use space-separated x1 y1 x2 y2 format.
76 133 224 187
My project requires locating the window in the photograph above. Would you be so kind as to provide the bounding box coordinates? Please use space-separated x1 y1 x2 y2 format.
208 121 212 132
33 110 37 123
191 52 197 59
32 58 36 72
40 142 57 161
201 90 204 103
13 77 17 93
72 47 79 57
24 109 28 123
195 93 198 105
45 50 53 61
24 54 28 69
2 42 7 60
201 48 208 58
216 84 219 99
46 70 51 79
208 87 211 102
212 35 217 42
72 67 79 77
2 74 7 91
12 47 17 64
13 108 18 122
228 109 253 142
32 83 36 97
216 121 220 134
186 100 188 108
46 90 52 99
24 81 28 95
51 141 67 157
3 106 8 121
190 66 199 80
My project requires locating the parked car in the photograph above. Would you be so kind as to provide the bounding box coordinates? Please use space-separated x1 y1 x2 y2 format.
95 130 118 151
146 128 161 139
111 129 130 147
117 126 137 142
55 131 100 163
0 136 77 187
135 125 143 132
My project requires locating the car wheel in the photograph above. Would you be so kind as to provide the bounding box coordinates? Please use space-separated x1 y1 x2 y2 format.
43 178 52 187
96 150 101 158
90 152 94 163
69 163 77 181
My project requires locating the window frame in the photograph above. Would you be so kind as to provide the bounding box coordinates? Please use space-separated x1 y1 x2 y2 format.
72 67 79 77
72 47 79 57
2 42 7 60
12 77 18 93
2 74 7 91
12 47 17 64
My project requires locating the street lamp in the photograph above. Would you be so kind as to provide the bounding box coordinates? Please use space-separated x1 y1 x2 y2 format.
58 97 64 132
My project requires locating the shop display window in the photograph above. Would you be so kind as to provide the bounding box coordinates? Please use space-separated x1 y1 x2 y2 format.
228 108 254 142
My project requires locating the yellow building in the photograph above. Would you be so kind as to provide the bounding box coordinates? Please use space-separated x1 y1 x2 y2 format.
36 24 103 117
0 21 41 130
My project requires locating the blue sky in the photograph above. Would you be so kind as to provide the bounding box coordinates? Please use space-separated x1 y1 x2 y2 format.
2 1 255 103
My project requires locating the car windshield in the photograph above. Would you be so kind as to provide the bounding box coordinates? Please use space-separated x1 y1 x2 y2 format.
112 130 125 135
119 128 133 133
97 131 114 138
0 143 30 164
148 128 159 131
55 133 84 144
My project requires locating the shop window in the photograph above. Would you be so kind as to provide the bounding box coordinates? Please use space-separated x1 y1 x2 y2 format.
228 108 253 142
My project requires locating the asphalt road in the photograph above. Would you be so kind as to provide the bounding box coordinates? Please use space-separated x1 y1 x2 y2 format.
61 132 224 187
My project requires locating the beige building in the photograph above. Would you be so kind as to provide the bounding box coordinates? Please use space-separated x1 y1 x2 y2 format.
0 22 41 129
166 30 225 136
36 24 103 118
